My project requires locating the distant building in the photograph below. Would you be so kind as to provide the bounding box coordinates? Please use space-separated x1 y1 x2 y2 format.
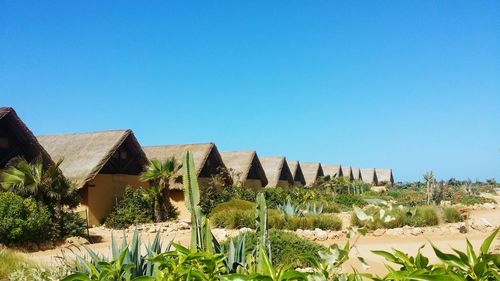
0 107 52 168
287 160 307 186
143 143 225 219
300 162 325 186
38 130 149 226
259 156 294 188
220 150 268 189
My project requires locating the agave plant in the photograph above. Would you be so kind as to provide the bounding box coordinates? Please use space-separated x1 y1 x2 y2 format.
277 200 302 217
63 230 167 280
302 202 324 215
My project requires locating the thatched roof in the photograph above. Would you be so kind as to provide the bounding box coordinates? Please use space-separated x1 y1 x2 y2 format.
38 130 148 188
340 165 353 180
322 164 342 178
0 107 53 168
220 150 268 187
360 168 377 185
259 156 294 187
352 168 361 180
351 168 361 180
143 143 224 177
375 168 394 184
287 160 306 186
300 162 324 186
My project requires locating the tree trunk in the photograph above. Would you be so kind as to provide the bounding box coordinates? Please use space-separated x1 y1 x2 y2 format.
154 197 162 222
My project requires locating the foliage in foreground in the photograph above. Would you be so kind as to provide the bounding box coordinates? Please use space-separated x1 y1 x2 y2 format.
62 151 500 281
0 157 86 245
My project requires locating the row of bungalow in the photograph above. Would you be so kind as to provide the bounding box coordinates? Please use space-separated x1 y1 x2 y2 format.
0 107 394 226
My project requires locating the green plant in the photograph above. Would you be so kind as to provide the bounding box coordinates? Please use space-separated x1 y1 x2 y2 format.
0 192 53 244
140 158 180 222
461 195 496 206
373 228 500 280
224 230 326 268
335 194 366 211
442 207 463 223
104 187 153 229
277 199 302 217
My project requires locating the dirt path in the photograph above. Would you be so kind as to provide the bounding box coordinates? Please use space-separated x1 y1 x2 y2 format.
26 194 500 275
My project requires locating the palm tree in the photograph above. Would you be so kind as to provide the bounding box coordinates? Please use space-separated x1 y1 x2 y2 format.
0 156 59 206
146 185 164 222
46 172 80 231
140 158 179 222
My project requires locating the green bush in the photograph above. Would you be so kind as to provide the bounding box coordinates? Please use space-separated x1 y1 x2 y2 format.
351 205 440 230
320 200 341 213
284 214 342 231
61 212 87 238
396 190 427 206
334 194 365 210
460 195 496 206
0 192 54 245
104 188 154 229
223 229 325 267
210 199 342 230
408 206 439 227
442 207 463 223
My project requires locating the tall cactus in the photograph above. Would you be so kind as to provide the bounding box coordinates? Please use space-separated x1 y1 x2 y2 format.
183 151 202 250
255 192 271 270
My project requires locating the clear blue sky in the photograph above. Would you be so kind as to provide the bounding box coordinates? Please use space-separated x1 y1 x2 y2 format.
1 1 499 182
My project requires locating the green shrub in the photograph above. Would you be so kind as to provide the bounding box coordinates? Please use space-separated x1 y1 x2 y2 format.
210 199 341 230
223 229 325 267
408 206 439 227
396 190 427 206
321 200 341 213
334 194 365 210
285 214 342 231
199 185 231 214
210 199 256 214
442 207 463 223
104 188 154 229
0 192 53 245
460 195 496 206
61 212 87 238
351 205 440 230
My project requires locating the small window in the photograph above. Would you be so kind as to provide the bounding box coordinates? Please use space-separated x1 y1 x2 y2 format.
0 137 8 148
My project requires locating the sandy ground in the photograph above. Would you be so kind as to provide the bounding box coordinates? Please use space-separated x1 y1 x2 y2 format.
25 194 500 276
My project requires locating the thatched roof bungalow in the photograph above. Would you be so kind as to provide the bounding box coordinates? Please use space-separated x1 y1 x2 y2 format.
287 160 306 186
220 150 268 189
375 168 394 186
300 162 324 187
0 107 52 168
259 156 294 188
352 168 361 180
340 165 354 181
38 130 149 226
322 164 342 178
143 143 225 219
360 168 377 185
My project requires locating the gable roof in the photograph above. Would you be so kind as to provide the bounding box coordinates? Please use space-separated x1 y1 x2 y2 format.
360 168 377 185
143 143 223 177
38 130 148 188
0 107 53 167
375 168 394 184
322 164 342 178
340 165 353 180
220 150 268 186
287 160 306 185
352 168 361 180
300 162 324 186
259 156 294 187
